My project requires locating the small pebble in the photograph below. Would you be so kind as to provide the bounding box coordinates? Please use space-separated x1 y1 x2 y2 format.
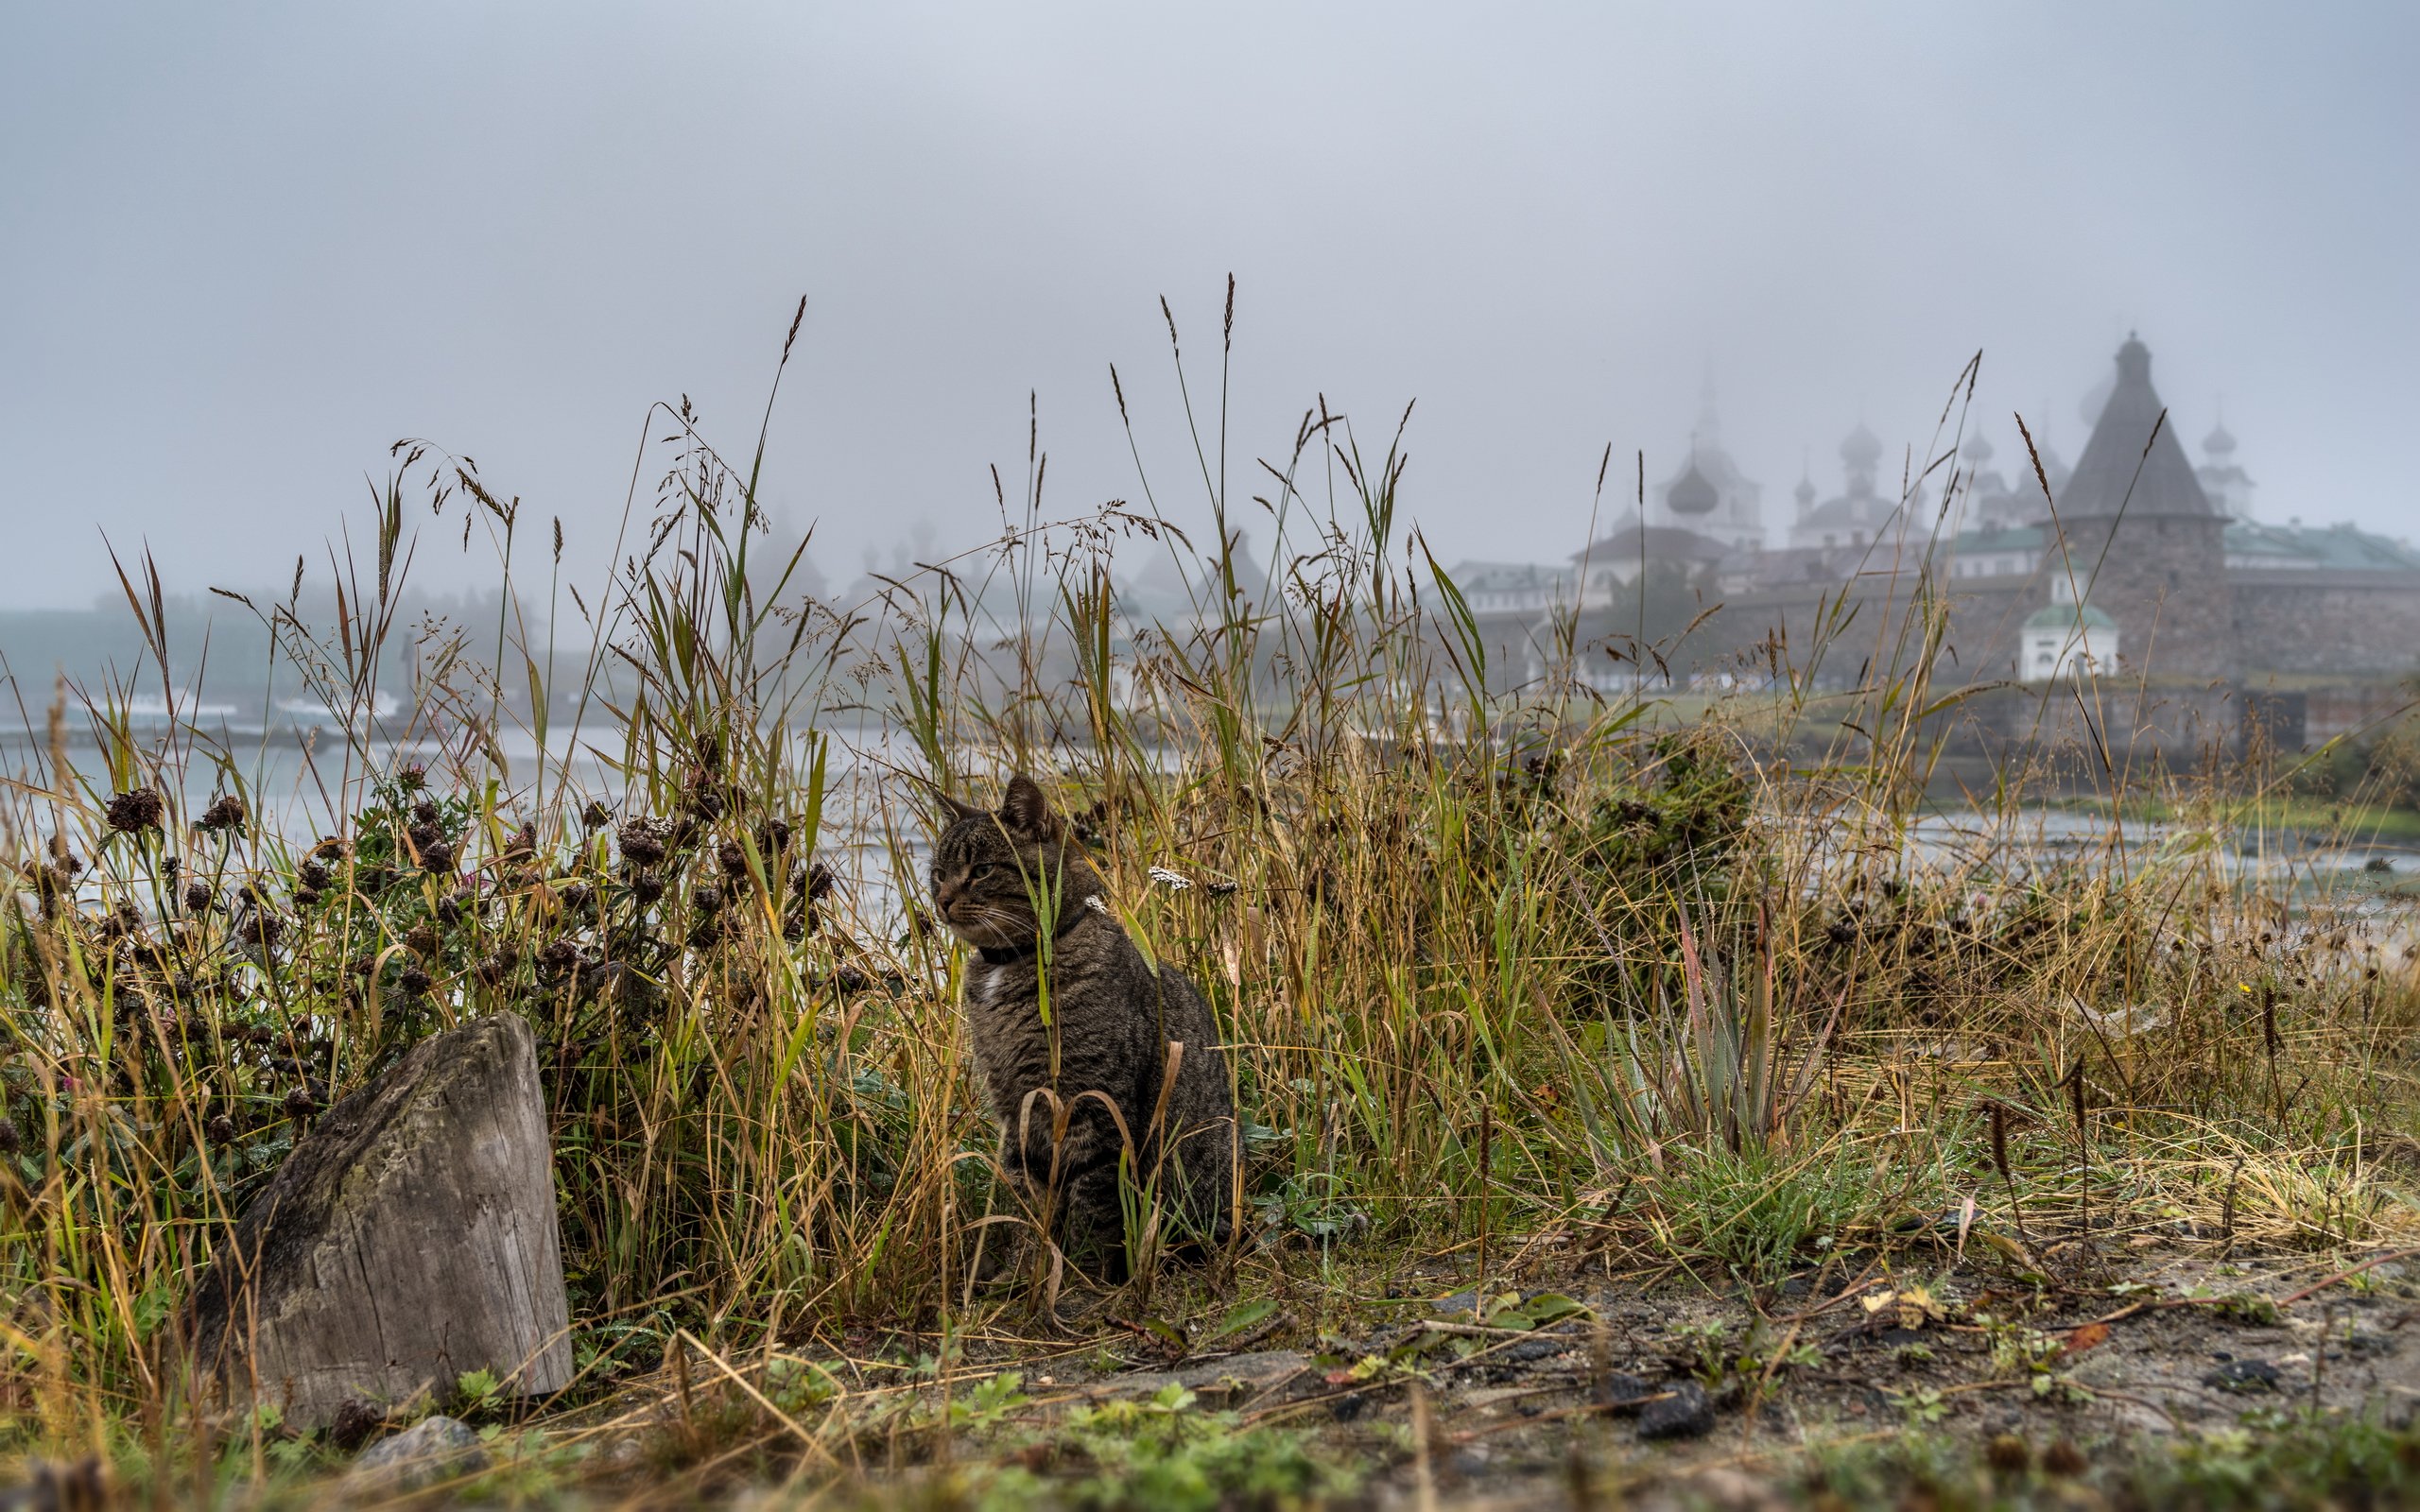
1636 1382 1716 1440
2204 1358 2281 1393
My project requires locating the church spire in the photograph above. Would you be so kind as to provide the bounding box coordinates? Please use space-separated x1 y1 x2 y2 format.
2062 335 2215 519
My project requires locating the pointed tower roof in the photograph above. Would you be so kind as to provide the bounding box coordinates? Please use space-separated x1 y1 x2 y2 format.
2061 335 2215 518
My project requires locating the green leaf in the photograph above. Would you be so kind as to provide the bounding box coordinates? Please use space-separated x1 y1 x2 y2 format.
1208 1297 1279 1342
1521 1293 1593 1325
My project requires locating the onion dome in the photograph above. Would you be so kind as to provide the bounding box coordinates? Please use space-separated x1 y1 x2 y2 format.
1794 473 1817 508
1668 459 1720 515
1965 431 1994 464
2204 420 2236 457
1841 421 1882 471
2116 331 2150 385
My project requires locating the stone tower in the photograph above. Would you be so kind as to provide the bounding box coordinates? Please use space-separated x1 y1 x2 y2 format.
2045 335 2233 679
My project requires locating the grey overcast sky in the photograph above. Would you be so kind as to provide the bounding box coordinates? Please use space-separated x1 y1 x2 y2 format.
4 3 2414 609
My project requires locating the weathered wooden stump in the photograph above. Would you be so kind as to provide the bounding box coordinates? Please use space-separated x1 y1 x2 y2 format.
186 1014 571 1428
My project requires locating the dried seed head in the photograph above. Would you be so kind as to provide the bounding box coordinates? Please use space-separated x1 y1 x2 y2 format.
404 923 438 956
205 1114 236 1145
2041 1440 2088 1477
410 799 440 827
418 839 455 872
298 859 332 891
182 882 214 914
581 799 613 831
106 788 165 834
283 1085 320 1121
631 872 666 906
788 861 838 936
200 794 248 832
616 822 666 868
718 839 750 880
1984 1434 2031 1474
691 884 724 913
398 965 433 997
292 886 322 907
0 1119 19 1156
310 834 346 861
560 881 596 911
328 1398 384 1453
475 951 515 987
398 762 428 793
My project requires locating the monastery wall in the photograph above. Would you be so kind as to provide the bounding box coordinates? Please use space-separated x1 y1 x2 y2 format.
2229 574 2420 678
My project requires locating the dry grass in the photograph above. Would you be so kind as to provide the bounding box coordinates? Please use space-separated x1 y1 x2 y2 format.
1 304 2415 1503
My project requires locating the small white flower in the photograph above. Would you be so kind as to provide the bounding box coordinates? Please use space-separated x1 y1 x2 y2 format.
1083 893 1110 914
1149 866 1193 890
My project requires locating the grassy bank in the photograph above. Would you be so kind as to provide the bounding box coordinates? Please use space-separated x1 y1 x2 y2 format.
3 318 2415 1505
2045 792 2420 848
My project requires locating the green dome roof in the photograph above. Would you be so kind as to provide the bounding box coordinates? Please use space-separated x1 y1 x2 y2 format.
2025 601 2117 630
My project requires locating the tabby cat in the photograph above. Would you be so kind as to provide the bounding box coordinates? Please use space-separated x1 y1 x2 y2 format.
929 776 1235 1273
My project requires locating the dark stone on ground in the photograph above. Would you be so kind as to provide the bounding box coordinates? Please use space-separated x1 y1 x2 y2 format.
1497 1336 1566 1364
2204 1358 2282 1392
0 1458 106 1512
1637 1382 1717 1440
1596 1372 1654 1410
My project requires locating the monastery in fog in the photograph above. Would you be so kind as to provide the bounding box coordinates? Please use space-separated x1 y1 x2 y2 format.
1452 337 2420 713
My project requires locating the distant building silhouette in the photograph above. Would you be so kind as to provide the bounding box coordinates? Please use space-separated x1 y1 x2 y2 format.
1455 335 2420 706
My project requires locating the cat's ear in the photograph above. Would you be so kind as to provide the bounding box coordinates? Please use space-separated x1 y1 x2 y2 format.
934 788 987 825
998 775 1061 841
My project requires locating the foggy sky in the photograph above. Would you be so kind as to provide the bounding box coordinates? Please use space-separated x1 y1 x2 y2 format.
5 3 2415 610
